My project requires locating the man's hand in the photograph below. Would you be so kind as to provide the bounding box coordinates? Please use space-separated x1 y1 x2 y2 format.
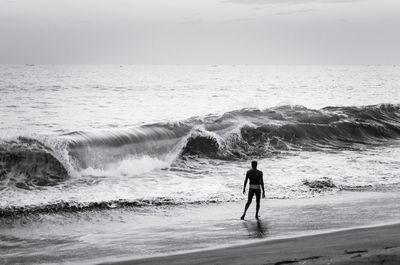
262 192 265 198
243 190 246 195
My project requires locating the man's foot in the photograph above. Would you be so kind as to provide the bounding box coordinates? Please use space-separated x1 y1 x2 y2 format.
255 215 259 219
240 215 245 220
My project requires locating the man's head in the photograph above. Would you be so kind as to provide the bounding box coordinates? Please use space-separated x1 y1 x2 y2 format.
251 160 257 169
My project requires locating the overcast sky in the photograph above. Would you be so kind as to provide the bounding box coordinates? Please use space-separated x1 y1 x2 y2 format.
1 0 399 64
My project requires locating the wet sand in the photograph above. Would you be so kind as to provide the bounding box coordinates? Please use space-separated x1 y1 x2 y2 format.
3 192 400 264
102 223 400 265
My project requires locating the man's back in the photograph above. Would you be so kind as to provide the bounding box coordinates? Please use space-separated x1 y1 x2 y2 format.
246 168 263 185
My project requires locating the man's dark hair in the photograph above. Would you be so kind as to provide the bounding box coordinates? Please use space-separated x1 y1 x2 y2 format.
251 161 257 168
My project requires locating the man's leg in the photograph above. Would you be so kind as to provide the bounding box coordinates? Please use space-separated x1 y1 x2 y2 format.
255 190 261 219
241 189 254 220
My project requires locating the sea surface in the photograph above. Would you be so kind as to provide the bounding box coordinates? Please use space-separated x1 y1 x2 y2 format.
0 65 399 264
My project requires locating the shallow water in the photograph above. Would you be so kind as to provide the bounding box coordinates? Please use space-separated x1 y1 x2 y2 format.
2 192 400 264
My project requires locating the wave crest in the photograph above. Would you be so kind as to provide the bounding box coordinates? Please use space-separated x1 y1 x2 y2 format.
1 104 399 190
178 104 400 159
0 137 69 189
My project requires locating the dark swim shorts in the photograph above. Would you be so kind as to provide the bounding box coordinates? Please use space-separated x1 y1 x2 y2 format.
248 188 261 202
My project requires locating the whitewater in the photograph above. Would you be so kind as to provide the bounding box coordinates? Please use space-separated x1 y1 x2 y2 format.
0 65 399 264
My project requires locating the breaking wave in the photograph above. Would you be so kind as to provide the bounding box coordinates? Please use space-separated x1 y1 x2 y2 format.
0 137 69 189
65 103 400 163
1 104 399 190
1 103 400 216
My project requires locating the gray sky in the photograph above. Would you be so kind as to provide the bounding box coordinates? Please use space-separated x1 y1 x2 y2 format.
1 0 399 64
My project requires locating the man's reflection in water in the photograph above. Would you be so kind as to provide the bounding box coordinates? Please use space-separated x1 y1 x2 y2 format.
242 219 269 238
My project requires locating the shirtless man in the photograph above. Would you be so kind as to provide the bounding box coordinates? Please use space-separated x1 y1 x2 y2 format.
240 161 265 220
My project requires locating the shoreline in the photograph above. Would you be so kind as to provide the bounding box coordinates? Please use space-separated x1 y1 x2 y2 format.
4 191 400 265
100 222 400 265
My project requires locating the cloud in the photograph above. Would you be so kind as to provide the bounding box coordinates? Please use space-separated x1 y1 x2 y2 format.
275 8 319 15
179 18 204 26
224 0 367 5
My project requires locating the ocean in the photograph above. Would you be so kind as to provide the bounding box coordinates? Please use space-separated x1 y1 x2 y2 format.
0 65 399 264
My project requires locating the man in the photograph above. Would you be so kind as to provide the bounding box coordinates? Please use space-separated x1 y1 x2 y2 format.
240 161 265 220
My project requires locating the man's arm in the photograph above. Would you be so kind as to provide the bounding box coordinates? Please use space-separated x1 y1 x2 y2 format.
261 172 265 198
243 172 249 194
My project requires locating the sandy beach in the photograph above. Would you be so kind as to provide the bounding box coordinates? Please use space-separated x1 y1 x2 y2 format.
103 223 400 265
